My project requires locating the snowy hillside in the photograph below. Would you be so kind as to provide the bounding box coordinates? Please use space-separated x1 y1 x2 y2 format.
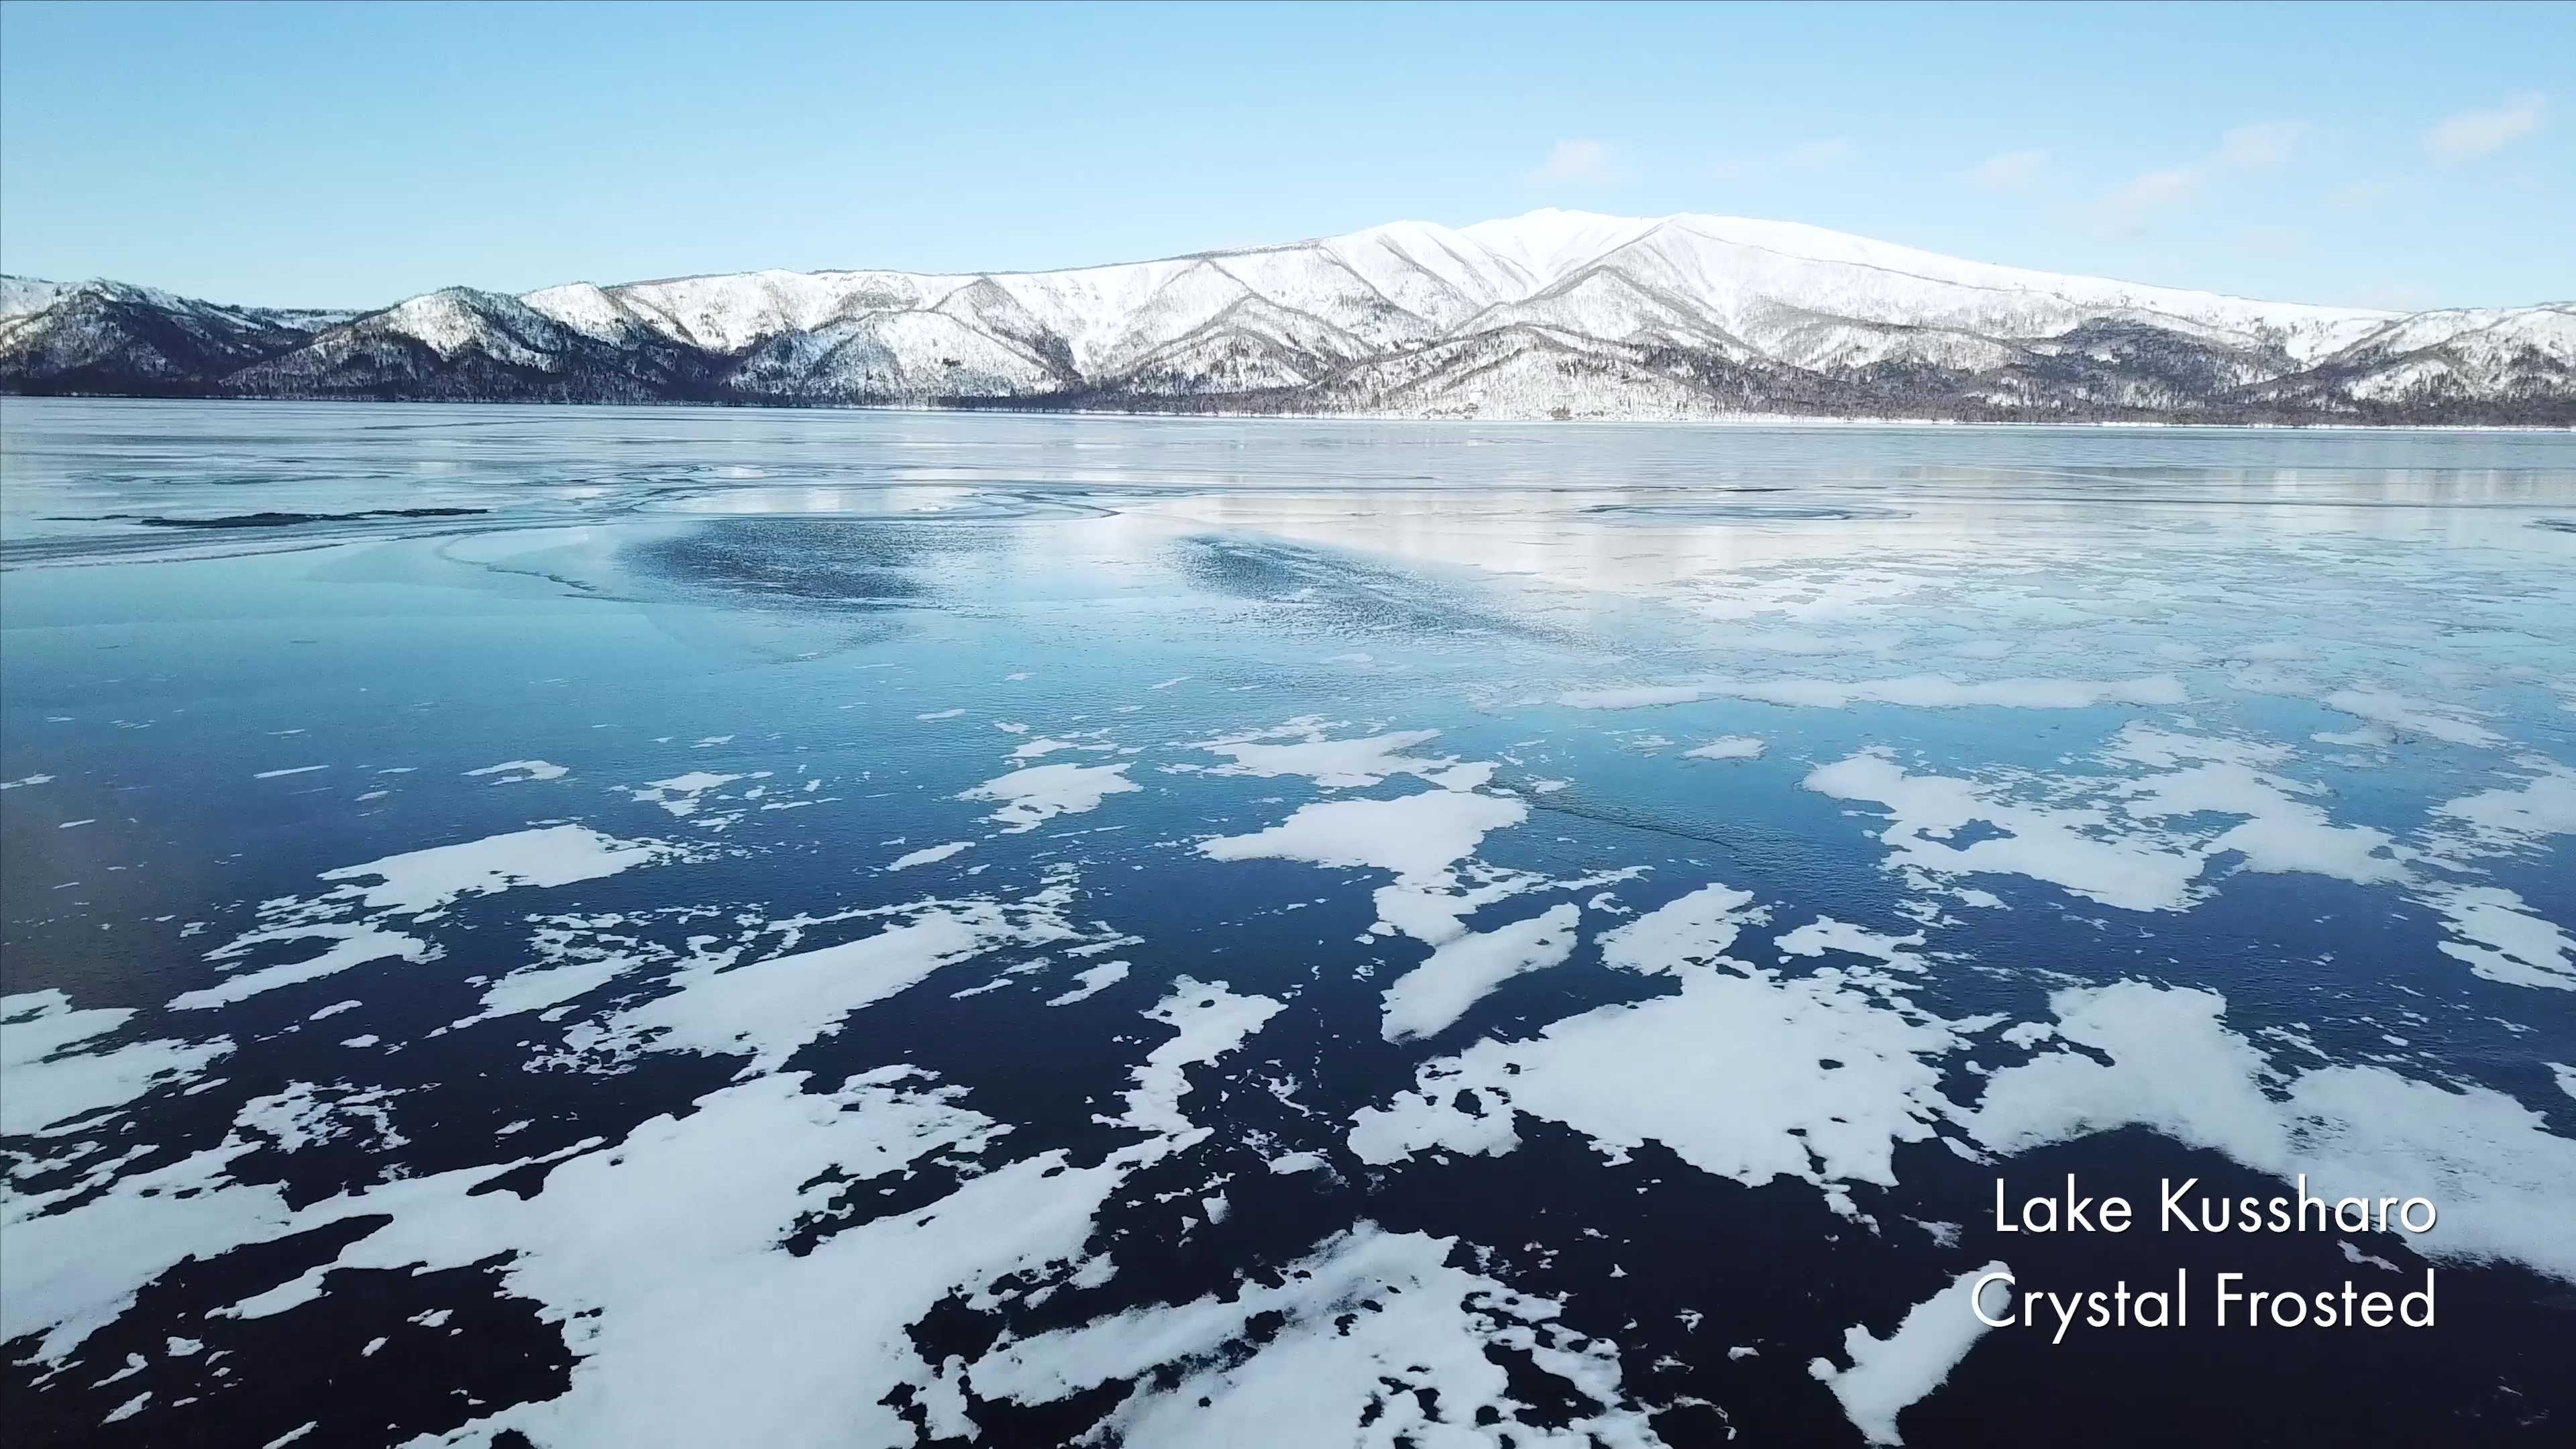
4 211 2569 423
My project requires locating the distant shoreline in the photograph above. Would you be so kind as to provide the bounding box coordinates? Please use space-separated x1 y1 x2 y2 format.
5 392 2569 435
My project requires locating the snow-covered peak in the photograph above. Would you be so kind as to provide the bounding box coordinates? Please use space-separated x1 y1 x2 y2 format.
19 213 2559 422
502 210 2400 370
1455 209 1664 285
1 275 72 320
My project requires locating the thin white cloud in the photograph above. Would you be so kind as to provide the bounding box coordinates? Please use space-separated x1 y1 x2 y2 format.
1966 149 2049 191
2101 164 2206 216
1707 138 1857 182
1784 138 1855 171
2215 120 2309 169
2328 176 2408 211
1525 140 1622 186
2357 281 2439 312
2094 119 2310 229
2422 91 2546 162
2232 224 2306 257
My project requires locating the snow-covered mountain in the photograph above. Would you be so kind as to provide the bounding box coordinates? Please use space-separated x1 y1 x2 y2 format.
5 211 2570 423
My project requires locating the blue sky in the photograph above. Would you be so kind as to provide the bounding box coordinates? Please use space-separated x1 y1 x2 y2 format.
1 1 2564 311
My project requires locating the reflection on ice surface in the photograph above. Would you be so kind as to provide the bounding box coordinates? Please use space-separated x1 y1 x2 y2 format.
2 400 2572 1446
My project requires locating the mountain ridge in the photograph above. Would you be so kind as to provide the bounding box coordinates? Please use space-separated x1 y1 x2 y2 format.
5 210 2570 424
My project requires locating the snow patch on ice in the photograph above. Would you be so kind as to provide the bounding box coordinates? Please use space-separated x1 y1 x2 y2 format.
2425 885 2574 991
319 824 680 916
969 1225 1661 1448
1379 903 1580 1042
1 991 233 1135
1201 788 1526 887
1810 1263 2010 1446
466 759 569 783
2319 688 2501 748
2430 759 2576 857
888 841 973 871
627 771 741 817
1198 720 1454 788
231 1081 405 1154
1353 893 1957 1208
1115 979 1283 1137
1044 962 1130 1006
1807 727 2409 912
1970 981 2576 1283
961 761 1140 832
1684 735 1766 761
172 926 431 1010
581 904 1069 1073
1597 883 1763 975
1201 787 1536 945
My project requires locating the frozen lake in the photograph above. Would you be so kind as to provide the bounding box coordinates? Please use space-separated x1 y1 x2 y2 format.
5 399 2573 1446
